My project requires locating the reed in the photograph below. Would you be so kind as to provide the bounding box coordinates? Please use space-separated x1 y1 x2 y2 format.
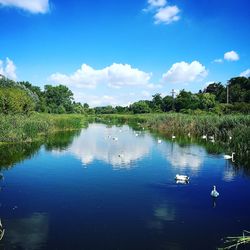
0 113 86 143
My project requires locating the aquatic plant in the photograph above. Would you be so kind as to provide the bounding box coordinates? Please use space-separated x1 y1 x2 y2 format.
219 230 250 249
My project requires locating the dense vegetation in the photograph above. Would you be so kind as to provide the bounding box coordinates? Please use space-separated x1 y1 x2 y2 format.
94 77 250 115
0 76 89 114
0 75 250 115
0 114 86 143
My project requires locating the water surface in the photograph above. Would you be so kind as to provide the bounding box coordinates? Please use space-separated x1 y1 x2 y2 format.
0 123 250 250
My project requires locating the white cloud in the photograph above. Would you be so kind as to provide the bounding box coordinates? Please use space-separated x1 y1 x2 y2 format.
154 5 180 24
224 51 239 61
148 0 167 8
74 92 119 107
106 63 152 88
0 57 17 80
49 63 152 89
213 58 223 63
162 61 208 84
0 0 49 13
240 69 250 77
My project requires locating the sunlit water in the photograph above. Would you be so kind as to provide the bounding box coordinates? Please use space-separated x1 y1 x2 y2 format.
0 123 250 250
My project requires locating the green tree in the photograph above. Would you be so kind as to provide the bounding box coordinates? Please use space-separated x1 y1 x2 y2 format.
204 82 226 103
162 95 174 112
129 101 151 114
198 93 216 110
44 85 74 113
152 93 163 112
175 90 200 111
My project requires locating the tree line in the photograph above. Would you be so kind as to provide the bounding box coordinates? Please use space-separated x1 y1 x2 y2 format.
0 74 249 115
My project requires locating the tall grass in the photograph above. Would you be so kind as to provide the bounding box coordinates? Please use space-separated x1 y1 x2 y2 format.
0 113 86 142
97 113 250 139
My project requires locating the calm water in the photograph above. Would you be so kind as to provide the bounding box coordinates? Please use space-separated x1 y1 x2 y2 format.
0 123 250 250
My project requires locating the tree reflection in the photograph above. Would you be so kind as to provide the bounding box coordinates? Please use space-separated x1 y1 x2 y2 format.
0 129 81 170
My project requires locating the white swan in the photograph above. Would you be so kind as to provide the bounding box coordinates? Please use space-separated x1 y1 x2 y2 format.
157 139 162 144
175 174 189 182
224 152 235 160
211 185 219 198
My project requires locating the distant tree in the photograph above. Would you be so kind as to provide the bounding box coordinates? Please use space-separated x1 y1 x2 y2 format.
129 101 151 114
175 90 200 111
151 93 163 112
203 82 226 103
198 93 216 110
115 106 128 113
227 77 250 103
162 95 174 112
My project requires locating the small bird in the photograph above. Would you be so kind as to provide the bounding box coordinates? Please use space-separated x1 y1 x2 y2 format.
172 135 176 139
224 152 235 160
211 185 219 198
113 137 118 141
157 139 162 144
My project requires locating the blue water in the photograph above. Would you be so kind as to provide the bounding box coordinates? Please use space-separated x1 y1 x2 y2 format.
0 123 250 249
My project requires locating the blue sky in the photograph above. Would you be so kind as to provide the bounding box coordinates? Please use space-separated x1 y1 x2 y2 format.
0 0 249 106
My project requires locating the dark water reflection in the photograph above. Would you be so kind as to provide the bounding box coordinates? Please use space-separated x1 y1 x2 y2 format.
0 123 250 249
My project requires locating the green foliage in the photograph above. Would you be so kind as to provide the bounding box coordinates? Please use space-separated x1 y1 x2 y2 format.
203 82 226 103
129 100 151 114
0 86 35 114
44 84 74 113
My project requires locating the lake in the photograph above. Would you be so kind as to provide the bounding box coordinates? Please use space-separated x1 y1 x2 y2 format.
0 123 250 250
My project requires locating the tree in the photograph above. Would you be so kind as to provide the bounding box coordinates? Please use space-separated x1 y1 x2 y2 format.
175 90 200 111
129 101 151 114
203 82 226 103
162 95 174 112
198 93 216 110
152 93 163 112
227 77 250 103
44 85 74 113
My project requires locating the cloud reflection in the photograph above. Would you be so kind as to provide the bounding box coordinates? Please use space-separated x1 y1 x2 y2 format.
159 143 205 172
52 124 154 169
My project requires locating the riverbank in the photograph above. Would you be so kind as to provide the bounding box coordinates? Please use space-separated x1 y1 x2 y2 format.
96 113 250 138
0 113 86 143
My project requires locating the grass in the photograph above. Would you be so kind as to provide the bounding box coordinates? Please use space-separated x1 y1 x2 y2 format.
96 113 250 139
0 113 87 143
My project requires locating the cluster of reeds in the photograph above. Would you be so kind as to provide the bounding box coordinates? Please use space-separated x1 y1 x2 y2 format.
0 113 86 143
